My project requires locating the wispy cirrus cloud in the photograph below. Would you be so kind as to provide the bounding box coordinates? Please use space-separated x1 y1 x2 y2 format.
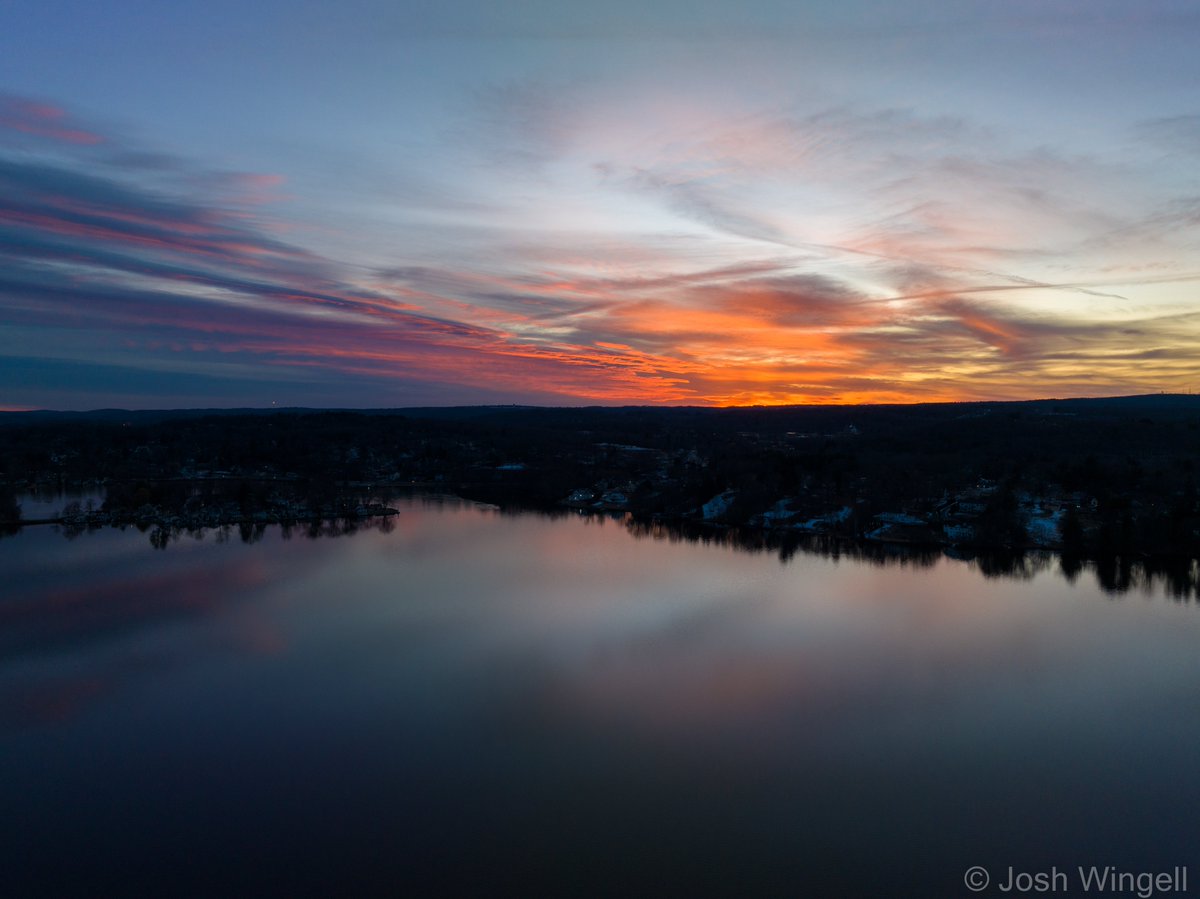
1136 114 1200 156
0 94 104 146
0 107 711 405
4 82 1200 409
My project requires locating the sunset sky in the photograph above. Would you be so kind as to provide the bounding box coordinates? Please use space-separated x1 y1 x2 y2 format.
2 0 1199 408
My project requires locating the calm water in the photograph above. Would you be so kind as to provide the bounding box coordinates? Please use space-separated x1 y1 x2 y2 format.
3 497 1200 896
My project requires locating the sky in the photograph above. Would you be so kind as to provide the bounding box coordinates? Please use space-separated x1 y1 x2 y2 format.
1 0 1199 409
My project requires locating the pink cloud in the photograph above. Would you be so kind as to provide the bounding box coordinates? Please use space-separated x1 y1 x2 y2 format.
0 95 104 145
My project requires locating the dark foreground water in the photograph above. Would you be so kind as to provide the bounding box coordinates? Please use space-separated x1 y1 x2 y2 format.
3 497 1200 897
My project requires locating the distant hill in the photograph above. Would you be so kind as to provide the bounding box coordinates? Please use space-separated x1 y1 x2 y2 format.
3 393 1198 427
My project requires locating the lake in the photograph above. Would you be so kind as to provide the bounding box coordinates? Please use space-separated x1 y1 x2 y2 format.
3 495 1199 896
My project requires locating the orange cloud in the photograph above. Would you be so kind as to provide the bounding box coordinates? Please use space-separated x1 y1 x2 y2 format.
6 106 1199 409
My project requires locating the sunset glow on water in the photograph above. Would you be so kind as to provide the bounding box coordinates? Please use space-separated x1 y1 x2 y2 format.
4 499 1200 894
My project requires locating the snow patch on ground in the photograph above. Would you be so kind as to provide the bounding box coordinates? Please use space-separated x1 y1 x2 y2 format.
1026 507 1064 547
702 491 738 520
759 498 798 524
944 524 975 544
876 512 926 526
794 506 851 531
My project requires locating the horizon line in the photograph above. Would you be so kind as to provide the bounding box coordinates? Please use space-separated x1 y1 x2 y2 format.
3 391 1197 416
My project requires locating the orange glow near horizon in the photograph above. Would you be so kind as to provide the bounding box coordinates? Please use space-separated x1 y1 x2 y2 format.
343 267 1197 407
133 260 1200 408
5 85 1200 410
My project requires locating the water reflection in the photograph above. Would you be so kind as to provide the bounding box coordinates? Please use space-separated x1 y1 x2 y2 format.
19 488 1199 602
4 496 1200 895
618 514 1200 602
13 487 105 520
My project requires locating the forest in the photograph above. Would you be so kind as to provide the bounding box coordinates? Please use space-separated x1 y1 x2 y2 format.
2 394 1199 566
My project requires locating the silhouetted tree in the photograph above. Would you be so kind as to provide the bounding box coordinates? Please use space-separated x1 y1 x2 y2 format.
0 488 19 535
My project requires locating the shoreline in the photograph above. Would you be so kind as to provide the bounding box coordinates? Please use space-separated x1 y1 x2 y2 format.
5 485 1189 568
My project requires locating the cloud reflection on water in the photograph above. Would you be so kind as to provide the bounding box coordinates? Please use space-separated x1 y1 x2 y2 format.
4 496 1200 894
